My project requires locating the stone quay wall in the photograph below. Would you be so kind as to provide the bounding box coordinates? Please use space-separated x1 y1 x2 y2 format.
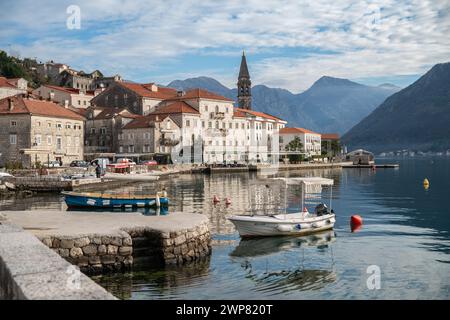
36 222 211 274
38 231 134 274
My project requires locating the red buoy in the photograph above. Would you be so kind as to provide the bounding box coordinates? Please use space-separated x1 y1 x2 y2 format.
303 207 308 212
213 195 220 203
350 215 363 232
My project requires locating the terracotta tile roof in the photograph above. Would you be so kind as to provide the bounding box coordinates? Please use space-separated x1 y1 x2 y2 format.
279 127 320 135
0 96 85 121
119 82 178 99
321 133 340 140
122 114 172 130
94 108 141 120
41 84 94 96
165 88 234 102
151 101 200 115
68 106 89 118
235 108 286 122
232 109 247 118
0 77 17 89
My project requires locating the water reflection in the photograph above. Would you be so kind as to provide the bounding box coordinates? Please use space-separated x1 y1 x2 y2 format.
92 256 211 300
230 231 337 294
230 231 336 258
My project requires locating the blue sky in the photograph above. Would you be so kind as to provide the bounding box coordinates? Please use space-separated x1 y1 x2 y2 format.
1 0 449 92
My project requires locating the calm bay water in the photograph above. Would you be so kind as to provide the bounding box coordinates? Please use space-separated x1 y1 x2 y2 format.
2 157 450 299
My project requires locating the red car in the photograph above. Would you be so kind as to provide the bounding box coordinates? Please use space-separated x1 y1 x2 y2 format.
140 160 158 166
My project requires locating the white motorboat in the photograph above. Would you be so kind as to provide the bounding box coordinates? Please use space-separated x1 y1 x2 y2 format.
229 177 336 237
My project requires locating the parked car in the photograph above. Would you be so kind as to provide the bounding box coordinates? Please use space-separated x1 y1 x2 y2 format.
44 161 61 168
115 158 136 165
139 160 158 166
70 160 89 167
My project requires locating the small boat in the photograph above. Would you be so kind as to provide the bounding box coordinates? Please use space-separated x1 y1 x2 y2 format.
229 177 336 237
62 191 169 208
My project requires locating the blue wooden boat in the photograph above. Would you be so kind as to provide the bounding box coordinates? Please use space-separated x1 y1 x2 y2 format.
62 191 169 208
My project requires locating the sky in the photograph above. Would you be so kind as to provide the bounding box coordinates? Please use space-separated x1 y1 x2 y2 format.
1 0 449 93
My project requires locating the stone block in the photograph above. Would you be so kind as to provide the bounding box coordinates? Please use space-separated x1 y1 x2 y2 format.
70 247 83 258
119 246 132 256
122 237 132 246
82 244 98 256
107 245 118 255
97 245 107 255
60 239 75 249
74 237 90 248
88 256 101 265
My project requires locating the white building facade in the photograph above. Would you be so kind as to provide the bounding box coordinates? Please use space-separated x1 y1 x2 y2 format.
279 127 322 157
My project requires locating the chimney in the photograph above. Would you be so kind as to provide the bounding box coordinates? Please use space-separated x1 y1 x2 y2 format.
8 98 14 111
64 100 69 108
177 90 185 97
155 115 159 121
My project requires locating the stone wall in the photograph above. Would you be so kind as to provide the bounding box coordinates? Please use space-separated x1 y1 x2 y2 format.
37 222 211 275
38 232 133 274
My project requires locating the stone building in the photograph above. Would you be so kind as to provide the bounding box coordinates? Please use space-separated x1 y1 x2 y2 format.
32 84 94 109
90 81 179 115
279 127 322 157
0 77 28 99
120 113 181 160
321 133 341 158
84 107 141 158
0 95 85 168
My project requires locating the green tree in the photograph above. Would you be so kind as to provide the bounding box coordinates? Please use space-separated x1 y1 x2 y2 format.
285 136 304 163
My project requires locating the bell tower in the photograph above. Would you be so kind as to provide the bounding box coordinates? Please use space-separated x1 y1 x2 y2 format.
237 51 252 110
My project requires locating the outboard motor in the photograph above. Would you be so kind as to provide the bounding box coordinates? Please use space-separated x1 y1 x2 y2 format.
314 203 329 216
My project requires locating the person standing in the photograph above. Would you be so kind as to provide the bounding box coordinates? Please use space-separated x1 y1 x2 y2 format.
95 164 102 178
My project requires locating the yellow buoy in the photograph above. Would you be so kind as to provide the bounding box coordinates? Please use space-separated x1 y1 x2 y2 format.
423 178 430 189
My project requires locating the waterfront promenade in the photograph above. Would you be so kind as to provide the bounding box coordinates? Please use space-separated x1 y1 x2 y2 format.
2 210 211 276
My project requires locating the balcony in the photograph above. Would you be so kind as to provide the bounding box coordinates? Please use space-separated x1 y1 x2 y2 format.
210 112 225 119
159 137 180 146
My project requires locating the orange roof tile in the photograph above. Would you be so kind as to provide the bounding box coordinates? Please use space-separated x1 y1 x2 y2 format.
0 96 85 121
280 127 320 135
235 108 286 122
151 101 199 115
321 133 340 140
165 88 234 102
122 114 173 130
41 84 94 96
0 77 17 89
119 82 178 99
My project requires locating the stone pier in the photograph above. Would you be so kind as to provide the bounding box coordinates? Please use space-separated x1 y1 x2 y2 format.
4 210 211 274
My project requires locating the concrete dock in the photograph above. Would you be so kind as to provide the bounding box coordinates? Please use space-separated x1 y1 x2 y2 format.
3 210 211 274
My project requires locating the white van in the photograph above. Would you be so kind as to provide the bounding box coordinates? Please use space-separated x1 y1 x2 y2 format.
92 158 110 169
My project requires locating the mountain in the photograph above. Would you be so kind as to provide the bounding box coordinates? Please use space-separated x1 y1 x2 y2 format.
168 76 398 134
342 62 450 152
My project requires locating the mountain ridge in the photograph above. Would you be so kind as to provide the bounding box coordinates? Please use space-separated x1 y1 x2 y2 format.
167 76 399 134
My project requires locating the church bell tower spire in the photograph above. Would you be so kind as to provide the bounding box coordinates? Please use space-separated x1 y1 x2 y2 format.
237 51 252 110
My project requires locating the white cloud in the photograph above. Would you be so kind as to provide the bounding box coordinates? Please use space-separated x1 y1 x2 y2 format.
1 0 449 91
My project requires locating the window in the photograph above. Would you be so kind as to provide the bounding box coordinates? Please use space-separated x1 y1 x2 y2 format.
128 145 134 153
90 128 96 134
56 136 62 150
235 123 239 129
75 137 80 148
100 127 107 135
119 146 123 153
67 136 72 147
66 123 71 129
226 107 229 113
128 133 134 139
241 123 245 129
37 121 41 127
204 105 208 112
185 120 190 127
78 100 81 106
10 120 17 127
9 134 17 145
57 123 62 130
229 123 232 129
202 121 205 128
34 135 41 146
83 101 86 106
144 132 150 139
208 122 212 128
215 121 219 129
47 135 52 145
215 105 219 113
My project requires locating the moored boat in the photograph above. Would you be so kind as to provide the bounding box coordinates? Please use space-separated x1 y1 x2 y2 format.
229 177 336 237
62 191 169 208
